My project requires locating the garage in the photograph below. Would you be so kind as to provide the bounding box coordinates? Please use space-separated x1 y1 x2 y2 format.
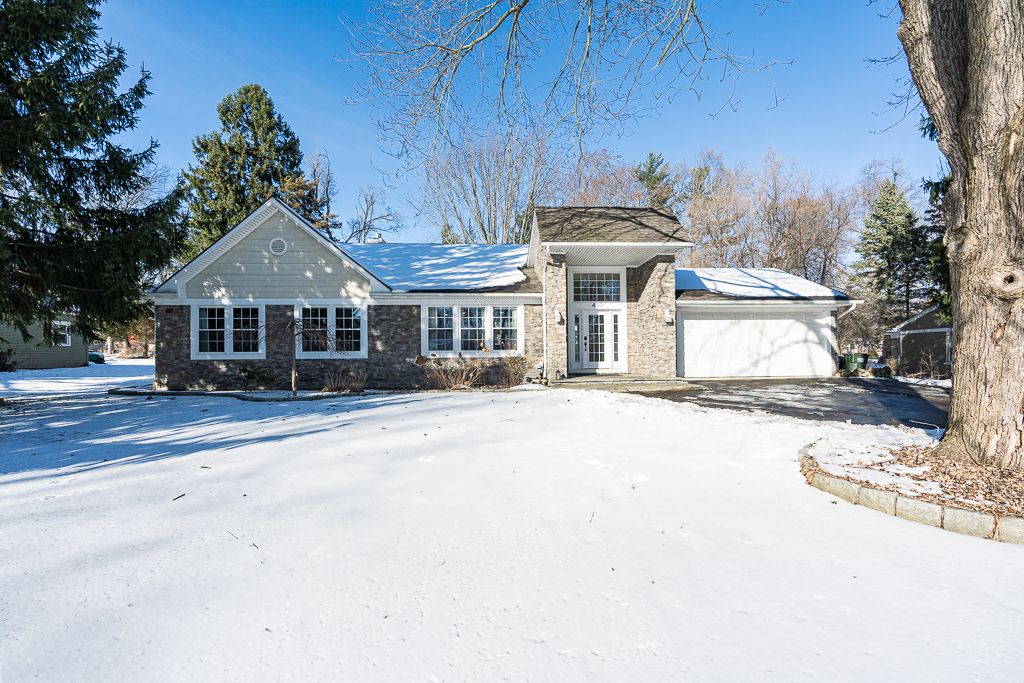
674 268 855 379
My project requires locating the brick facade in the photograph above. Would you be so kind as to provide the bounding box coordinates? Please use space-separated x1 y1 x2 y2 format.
155 303 543 391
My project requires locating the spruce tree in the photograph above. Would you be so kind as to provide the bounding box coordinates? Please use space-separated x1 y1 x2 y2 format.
634 152 676 209
853 180 931 326
183 84 302 256
0 0 185 341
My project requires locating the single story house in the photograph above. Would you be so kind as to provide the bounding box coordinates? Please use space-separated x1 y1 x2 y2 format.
150 199 855 389
0 321 88 370
884 306 952 377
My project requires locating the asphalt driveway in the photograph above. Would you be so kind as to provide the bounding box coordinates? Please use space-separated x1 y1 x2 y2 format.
628 378 950 428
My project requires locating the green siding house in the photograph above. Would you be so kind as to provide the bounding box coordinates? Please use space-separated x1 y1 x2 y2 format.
0 321 89 370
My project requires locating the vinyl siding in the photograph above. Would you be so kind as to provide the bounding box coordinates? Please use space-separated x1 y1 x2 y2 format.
185 215 371 299
0 322 89 370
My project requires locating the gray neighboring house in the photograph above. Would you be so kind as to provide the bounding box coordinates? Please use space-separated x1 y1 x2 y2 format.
884 306 952 377
150 198 856 390
0 321 88 370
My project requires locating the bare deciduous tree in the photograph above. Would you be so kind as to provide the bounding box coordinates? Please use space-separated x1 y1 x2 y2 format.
422 129 553 244
346 1 775 163
682 148 857 289
899 0 1024 468
344 186 404 243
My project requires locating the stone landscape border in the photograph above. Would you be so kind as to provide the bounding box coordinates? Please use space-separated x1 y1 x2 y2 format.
799 446 1024 544
108 387 361 403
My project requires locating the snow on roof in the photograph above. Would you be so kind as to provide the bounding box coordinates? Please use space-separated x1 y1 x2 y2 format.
675 267 849 300
342 243 529 292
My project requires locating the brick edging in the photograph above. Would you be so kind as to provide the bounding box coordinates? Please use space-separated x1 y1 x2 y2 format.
798 445 1024 544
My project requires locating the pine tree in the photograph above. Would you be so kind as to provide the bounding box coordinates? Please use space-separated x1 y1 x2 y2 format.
853 180 932 326
633 152 676 209
0 0 185 341
183 84 302 257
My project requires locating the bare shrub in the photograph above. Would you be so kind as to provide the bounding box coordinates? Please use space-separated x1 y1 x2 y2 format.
323 367 369 393
915 350 949 380
498 355 528 388
415 353 486 390
0 348 16 372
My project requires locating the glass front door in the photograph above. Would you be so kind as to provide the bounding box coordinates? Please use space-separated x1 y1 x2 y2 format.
571 309 620 371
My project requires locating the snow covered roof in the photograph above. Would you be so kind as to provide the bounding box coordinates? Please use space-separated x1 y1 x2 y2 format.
342 243 532 293
675 268 849 300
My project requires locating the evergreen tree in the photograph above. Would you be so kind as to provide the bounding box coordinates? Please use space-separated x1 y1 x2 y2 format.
919 115 952 320
279 151 338 238
853 180 932 326
183 84 302 256
633 152 676 209
0 0 185 341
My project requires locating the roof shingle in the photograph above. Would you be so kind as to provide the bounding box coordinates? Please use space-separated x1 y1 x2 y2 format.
533 206 690 244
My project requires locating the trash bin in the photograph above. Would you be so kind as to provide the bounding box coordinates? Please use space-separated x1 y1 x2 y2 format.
843 353 862 372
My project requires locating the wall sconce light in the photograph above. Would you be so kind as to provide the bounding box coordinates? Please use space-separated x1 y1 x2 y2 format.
663 308 674 324
556 310 565 324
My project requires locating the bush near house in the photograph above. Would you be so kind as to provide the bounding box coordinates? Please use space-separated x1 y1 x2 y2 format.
0 348 16 372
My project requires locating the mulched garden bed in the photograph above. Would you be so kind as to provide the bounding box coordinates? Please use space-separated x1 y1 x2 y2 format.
802 445 1024 517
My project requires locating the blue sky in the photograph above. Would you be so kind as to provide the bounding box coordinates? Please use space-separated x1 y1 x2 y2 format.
100 1 942 241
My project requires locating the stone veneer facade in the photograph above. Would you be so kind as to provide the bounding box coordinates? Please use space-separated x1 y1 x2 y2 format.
536 249 678 380
536 245 569 380
155 303 543 391
626 255 678 378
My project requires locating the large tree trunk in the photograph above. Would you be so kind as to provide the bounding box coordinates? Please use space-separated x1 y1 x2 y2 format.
900 0 1024 468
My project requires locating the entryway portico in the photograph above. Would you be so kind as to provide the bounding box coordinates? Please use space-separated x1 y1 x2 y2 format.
527 206 693 381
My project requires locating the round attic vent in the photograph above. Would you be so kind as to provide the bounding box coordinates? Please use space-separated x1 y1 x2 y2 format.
268 237 288 256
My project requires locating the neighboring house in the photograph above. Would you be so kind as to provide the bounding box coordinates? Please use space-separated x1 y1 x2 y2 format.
884 306 952 377
150 198 856 390
0 321 88 370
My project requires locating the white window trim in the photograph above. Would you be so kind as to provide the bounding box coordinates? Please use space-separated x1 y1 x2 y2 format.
294 303 369 359
419 304 525 358
568 265 627 303
53 322 72 347
190 304 266 360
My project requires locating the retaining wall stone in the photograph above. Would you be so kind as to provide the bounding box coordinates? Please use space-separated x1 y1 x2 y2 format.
858 487 897 515
895 496 943 527
942 507 995 539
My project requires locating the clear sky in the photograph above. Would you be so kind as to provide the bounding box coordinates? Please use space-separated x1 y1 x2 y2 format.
99 0 943 241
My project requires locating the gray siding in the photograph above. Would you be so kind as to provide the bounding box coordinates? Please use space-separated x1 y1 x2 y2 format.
0 322 89 370
186 214 372 299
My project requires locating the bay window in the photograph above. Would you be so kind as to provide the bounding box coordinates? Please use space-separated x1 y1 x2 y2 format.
422 304 523 356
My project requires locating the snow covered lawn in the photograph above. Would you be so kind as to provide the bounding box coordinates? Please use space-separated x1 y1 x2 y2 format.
0 356 153 398
1 389 1022 681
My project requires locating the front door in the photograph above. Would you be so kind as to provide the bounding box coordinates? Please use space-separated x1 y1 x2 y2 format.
570 309 622 372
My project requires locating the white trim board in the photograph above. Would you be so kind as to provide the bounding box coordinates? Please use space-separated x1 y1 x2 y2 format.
153 294 543 306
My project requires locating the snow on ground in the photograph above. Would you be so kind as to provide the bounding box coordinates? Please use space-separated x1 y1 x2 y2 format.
0 357 153 398
896 376 952 389
1 388 1022 681
808 429 946 496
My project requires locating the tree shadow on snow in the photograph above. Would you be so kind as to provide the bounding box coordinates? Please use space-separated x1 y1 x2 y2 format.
0 392 438 483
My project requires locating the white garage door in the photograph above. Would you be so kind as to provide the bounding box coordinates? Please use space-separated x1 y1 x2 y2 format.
676 310 836 378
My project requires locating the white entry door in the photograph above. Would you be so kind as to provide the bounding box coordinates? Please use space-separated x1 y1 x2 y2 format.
570 309 623 372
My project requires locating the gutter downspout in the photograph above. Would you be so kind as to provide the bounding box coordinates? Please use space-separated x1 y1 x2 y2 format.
836 300 861 320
